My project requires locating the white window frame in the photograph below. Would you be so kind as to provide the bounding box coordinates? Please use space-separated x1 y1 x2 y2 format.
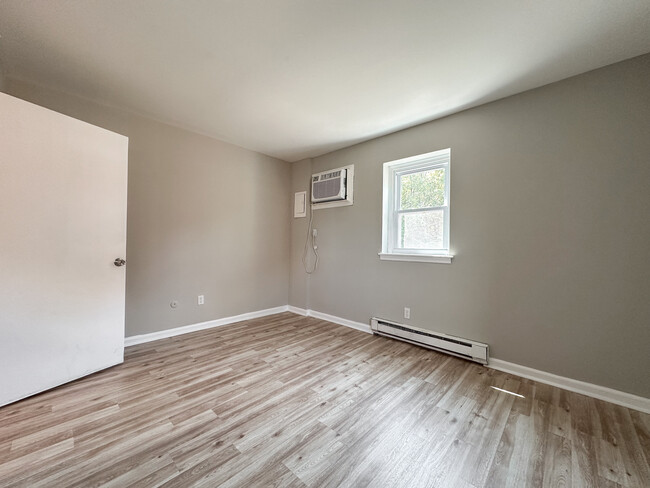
380 148 453 264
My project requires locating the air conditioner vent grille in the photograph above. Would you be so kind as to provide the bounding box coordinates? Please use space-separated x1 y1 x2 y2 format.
311 165 354 208
312 178 343 201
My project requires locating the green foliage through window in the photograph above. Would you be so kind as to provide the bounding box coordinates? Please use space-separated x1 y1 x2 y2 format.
399 168 445 210
382 148 450 255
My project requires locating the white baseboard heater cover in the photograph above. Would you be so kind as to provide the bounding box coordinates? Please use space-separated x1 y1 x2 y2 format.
370 317 489 365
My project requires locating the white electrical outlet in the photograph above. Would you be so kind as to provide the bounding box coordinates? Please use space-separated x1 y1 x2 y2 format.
404 307 410 319
198 295 205 305
312 228 318 237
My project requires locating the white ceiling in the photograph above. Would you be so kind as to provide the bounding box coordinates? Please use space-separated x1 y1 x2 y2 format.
1 1 649 162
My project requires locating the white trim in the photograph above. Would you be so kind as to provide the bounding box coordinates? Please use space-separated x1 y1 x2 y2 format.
378 252 453 264
382 148 451 256
123 305 649 414
287 309 649 413
489 358 650 414
308 310 372 334
124 306 289 347
311 200 354 210
287 305 308 316
286 306 372 334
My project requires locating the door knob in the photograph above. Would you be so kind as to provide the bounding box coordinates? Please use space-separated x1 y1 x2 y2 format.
114 258 126 267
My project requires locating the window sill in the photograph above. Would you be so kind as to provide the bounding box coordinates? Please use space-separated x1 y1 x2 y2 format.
378 253 454 264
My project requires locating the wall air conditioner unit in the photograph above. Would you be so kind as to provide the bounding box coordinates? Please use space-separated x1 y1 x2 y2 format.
311 165 354 209
370 317 489 365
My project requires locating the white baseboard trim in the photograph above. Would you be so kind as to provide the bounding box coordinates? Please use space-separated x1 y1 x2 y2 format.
287 305 308 316
125 305 289 347
308 310 373 334
488 358 650 414
287 306 372 334
288 308 649 414
125 305 649 414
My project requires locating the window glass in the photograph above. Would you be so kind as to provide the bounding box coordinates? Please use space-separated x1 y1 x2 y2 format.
381 148 451 260
398 210 444 249
399 168 445 210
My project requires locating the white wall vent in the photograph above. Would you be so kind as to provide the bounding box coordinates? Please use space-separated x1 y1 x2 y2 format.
311 165 354 209
370 317 489 365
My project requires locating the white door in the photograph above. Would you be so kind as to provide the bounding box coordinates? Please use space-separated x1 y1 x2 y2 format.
0 92 128 407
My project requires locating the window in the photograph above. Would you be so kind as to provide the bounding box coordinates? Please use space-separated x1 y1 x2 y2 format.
380 148 452 263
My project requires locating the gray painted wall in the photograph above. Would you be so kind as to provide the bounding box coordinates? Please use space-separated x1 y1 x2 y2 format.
289 159 313 310
0 63 5 92
290 54 650 398
5 78 291 337
3 54 648 398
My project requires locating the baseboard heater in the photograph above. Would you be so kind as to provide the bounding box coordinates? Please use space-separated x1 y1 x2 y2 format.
370 317 489 365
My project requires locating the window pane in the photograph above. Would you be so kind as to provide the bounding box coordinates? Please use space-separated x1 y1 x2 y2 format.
398 210 444 249
399 168 445 210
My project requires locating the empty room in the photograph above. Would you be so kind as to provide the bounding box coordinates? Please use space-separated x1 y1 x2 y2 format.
1 1 649 487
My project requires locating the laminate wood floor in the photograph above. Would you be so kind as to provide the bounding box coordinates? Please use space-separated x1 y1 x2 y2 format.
1 312 648 487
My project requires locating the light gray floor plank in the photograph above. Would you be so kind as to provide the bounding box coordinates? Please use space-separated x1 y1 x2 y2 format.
0 312 648 487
